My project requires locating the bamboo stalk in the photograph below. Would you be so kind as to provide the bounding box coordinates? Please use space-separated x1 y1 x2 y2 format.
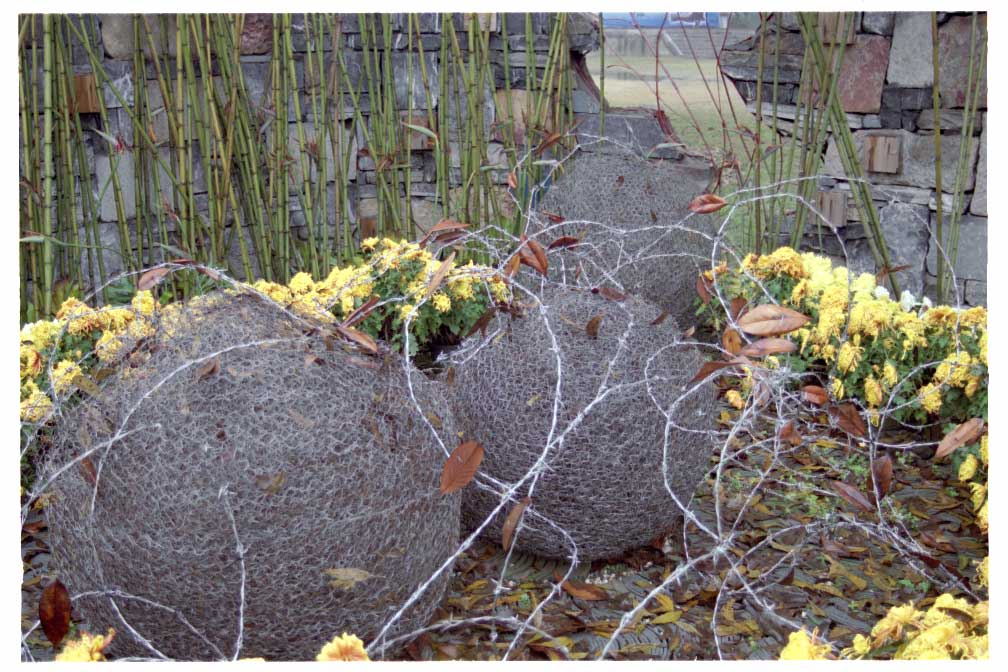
41 14 55 316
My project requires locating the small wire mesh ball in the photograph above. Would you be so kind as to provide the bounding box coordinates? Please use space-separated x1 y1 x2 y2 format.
528 148 719 331
448 284 716 561
42 291 460 660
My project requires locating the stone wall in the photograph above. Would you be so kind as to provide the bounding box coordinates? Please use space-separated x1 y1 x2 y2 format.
22 14 602 289
720 12 987 305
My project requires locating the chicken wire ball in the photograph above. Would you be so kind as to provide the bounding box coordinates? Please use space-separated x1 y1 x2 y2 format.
526 146 719 331
448 283 716 560
42 290 460 660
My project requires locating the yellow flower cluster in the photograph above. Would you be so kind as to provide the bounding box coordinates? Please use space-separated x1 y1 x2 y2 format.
55 628 116 662
779 628 832 660
741 246 808 280
317 632 370 661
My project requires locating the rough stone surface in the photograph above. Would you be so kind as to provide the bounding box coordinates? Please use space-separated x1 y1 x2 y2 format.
44 294 460 660
387 52 439 111
240 14 273 55
101 14 177 61
835 35 890 114
971 122 986 216
939 14 987 108
823 129 979 191
926 213 987 282
878 202 930 296
450 285 716 561
887 13 934 87
287 121 357 187
964 280 986 306
100 61 134 109
862 12 895 36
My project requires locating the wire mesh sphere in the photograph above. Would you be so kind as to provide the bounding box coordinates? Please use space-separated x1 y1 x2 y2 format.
448 284 716 561
42 291 460 660
528 147 720 331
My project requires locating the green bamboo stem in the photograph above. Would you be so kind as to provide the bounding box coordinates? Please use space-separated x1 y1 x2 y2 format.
41 14 55 316
930 13 945 302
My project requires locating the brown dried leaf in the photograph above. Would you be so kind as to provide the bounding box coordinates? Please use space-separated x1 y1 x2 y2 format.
935 418 985 461
465 306 496 338
696 274 713 305
137 266 172 291
736 304 810 336
722 328 742 356
304 353 324 367
341 295 381 329
651 310 670 326
778 421 802 447
593 286 626 302
39 579 71 648
561 580 608 601
832 402 867 439
739 337 797 358
801 385 828 406
535 131 563 156
830 480 875 514
79 456 98 486
518 242 547 277
547 235 579 250
334 326 379 355
424 250 458 300
869 454 893 502
445 367 455 386
503 254 521 279
255 471 286 495
196 356 221 382
527 239 548 277
198 266 222 281
507 171 518 190
688 193 727 214
689 359 741 386
502 497 531 552
585 314 603 339
325 567 375 590
439 441 484 495
730 296 748 322
542 211 565 224
419 219 470 248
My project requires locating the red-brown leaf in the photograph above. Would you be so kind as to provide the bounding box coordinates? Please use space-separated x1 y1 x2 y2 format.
801 385 828 406
196 356 221 381
696 274 713 305
561 580 608 601
517 237 547 277
503 254 521 279
341 295 381 329
466 306 497 338
935 418 985 461
830 480 875 514
739 337 797 358
334 325 379 355
535 131 563 156
423 251 457 300
651 310 670 326
722 328 742 356
730 296 748 322
778 421 803 447
736 304 810 336
586 314 603 339
868 454 894 502
79 456 98 486
527 239 548 277
688 193 727 214
547 236 579 250
689 359 741 386
542 211 565 224
137 266 172 291
501 497 531 552
419 219 470 248
439 441 484 494
39 579 71 648
593 286 626 302
507 171 518 190
832 402 867 439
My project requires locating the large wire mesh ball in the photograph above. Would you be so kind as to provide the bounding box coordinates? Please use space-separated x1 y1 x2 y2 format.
448 284 716 561
41 290 460 660
527 147 720 331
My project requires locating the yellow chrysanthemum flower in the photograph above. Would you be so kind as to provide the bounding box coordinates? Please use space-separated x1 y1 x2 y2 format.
980 435 987 466
779 629 831 660
863 375 883 408
317 632 369 661
969 482 987 513
917 383 942 415
882 361 899 389
20 381 53 423
960 306 987 329
725 389 745 410
52 360 82 396
361 237 380 252
20 319 62 351
131 289 158 316
830 377 844 400
95 331 124 363
837 341 862 375
289 271 315 295
958 454 979 482
399 303 416 320
20 345 43 379
55 628 116 662
432 292 451 313
976 557 989 588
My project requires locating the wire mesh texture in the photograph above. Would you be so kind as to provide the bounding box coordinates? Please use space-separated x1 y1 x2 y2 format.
22 131 986 661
